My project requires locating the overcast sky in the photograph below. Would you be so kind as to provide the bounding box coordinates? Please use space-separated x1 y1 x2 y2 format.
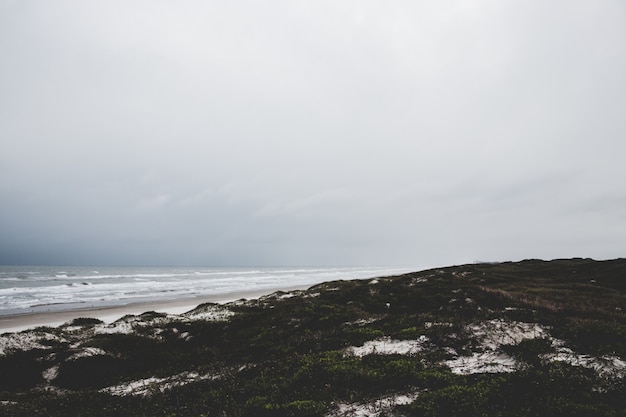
1 0 625 267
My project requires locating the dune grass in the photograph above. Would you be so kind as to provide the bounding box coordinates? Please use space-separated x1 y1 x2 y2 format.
0 258 624 416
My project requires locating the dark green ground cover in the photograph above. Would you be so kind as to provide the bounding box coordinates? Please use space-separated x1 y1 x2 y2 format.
0 258 624 416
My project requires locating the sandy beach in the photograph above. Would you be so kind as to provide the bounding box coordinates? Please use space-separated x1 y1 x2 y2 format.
0 285 309 334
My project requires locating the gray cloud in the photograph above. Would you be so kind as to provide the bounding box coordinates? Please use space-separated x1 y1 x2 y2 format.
1 0 625 266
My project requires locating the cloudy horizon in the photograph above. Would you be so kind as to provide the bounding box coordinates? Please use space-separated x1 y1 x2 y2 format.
1 1 625 267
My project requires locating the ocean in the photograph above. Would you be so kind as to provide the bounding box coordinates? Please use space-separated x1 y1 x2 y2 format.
0 265 421 316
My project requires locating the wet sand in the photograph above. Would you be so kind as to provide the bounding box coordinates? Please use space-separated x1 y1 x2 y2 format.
0 285 309 334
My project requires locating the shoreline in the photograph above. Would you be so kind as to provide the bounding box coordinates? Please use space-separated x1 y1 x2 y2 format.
0 285 310 334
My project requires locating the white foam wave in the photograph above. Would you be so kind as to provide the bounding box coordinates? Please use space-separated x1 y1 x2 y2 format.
0 266 421 315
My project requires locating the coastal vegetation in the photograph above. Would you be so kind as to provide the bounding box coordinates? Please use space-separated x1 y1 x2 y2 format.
0 258 624 416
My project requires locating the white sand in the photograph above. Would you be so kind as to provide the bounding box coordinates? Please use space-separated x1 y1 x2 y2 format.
346 337 429 357
330 391 421 417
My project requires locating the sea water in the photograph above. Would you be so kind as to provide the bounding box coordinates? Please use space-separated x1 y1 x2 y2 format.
0 265 420 316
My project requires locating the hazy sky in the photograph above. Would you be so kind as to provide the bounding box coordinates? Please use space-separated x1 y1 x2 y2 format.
1 0 625 267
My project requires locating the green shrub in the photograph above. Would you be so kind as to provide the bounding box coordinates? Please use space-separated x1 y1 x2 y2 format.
67 317 103 327
0 350 46 390
55 355 128 389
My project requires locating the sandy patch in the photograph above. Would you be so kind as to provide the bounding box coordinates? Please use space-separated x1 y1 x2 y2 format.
346 337 429 357
330 390 420 417
101 371 218 396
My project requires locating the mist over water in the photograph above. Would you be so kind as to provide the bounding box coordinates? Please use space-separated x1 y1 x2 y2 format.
0 265 422 316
